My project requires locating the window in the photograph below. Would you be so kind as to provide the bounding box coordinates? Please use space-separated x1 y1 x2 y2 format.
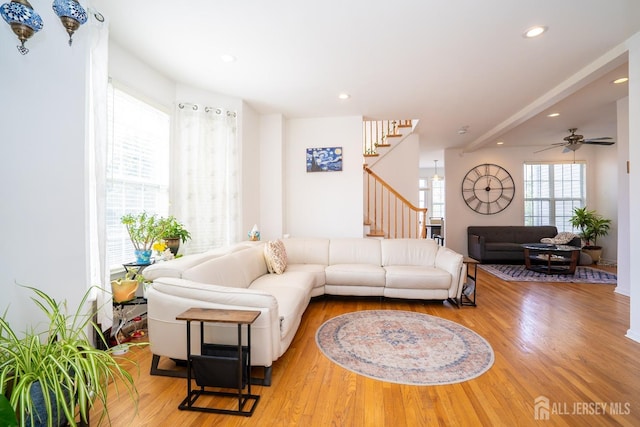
431 179 445 218
418 178 445 218
418 178 429 209
106 83 170 269
523 162 586 232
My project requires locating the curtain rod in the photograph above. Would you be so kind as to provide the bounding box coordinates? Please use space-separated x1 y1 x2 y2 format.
178 102 237 117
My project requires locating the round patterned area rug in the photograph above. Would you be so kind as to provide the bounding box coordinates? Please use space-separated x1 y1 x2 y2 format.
315 310 494 386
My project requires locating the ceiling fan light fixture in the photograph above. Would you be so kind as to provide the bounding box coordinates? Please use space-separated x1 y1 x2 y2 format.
523 25 547 38
457 125 469 135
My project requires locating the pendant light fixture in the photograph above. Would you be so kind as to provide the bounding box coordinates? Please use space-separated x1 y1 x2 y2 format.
0 0 43 54
432 160 442 182
52 0 87 46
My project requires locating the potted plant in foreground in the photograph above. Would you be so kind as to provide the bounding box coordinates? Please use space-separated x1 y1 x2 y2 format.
121 212 168 264
0 286 142 426
569 206 612 263
0 394 17 426
160 216 191 256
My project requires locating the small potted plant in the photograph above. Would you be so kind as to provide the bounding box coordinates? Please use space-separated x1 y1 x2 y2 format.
569 206 612 263
161 216 191 256
121 212 168 264
0 286 142 426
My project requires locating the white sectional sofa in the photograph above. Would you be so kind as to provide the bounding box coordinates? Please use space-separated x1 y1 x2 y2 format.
143 237 465 385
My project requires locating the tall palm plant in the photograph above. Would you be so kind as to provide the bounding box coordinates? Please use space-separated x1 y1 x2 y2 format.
569 206 611 248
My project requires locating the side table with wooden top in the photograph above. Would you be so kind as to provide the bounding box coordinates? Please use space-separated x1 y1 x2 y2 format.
449 257 479 308
176 307 261 417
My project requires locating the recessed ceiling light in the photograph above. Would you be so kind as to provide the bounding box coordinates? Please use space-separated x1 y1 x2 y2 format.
220 54 236 63
496 141 504 145
547 113 560 118
338 93 351 100
613 77 629 84
523 26 547 38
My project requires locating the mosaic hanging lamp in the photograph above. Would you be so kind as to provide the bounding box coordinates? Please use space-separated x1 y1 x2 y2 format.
52 0 87 46
0 0 43 54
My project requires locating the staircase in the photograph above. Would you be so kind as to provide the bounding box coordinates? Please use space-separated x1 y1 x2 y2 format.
362 119 413 158
362 119 426 239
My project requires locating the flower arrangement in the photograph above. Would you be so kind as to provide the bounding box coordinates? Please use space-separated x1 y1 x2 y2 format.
152 240 167 254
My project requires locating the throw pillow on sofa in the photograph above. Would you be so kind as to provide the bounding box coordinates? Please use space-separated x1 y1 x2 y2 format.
540 232 577 245
264 239 288 274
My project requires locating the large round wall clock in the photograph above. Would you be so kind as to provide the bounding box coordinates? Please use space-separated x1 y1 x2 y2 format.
461 163 515 215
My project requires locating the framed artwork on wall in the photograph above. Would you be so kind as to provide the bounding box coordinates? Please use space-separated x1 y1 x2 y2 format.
306 146 343 172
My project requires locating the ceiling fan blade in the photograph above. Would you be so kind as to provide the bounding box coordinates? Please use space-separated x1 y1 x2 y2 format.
534 144 566 153
583 140 615 146
583 137 613 141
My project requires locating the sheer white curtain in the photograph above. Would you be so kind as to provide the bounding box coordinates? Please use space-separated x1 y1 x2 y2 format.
87 13 111 329
172 104 240 254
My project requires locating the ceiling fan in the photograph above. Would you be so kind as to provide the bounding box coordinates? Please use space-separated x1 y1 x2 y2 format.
536 128 615 153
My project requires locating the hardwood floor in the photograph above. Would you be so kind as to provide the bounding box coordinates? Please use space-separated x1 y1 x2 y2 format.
96 266 640 426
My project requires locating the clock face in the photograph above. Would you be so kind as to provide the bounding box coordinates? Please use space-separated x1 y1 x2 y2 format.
461 163 515 215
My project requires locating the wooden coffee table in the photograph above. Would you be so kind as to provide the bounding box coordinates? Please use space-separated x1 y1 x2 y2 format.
522 243 581 274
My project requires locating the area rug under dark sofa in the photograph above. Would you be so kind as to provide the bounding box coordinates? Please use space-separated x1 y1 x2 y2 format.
479 264 617 284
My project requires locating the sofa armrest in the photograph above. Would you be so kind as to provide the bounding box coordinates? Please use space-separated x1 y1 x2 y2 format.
146 278 280 366
468 233 484 261
435 247 464 298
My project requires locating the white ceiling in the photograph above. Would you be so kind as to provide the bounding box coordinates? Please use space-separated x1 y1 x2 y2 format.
92 0 640 166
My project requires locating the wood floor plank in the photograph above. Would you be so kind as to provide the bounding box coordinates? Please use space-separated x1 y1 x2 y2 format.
94 266 640 426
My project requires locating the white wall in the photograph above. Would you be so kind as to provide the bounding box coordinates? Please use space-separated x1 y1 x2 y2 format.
258 115 285 241
241 102 262 241
0 9 92 331
591 136 618 262
370 134 420 206
626 33 640 343
616 97 630 296
109 42 175 109
444 145 619 258
285 117 363 238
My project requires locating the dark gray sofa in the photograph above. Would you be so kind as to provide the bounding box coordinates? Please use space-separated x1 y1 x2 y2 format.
467 226 581 264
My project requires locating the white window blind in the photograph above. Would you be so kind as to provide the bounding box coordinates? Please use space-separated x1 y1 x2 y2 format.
106 84 170 269
523 162 586 232
418 178 445 218
431 178 445 218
